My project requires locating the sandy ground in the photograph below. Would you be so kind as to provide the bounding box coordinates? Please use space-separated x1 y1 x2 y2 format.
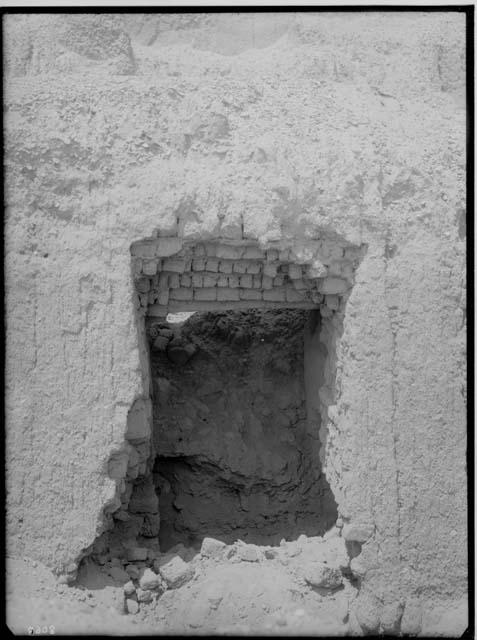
7 528 357 636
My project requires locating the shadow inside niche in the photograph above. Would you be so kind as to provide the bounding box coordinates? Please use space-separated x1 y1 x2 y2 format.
150 308 338 552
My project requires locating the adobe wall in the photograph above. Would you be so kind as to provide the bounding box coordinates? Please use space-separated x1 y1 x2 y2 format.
4 12 467 634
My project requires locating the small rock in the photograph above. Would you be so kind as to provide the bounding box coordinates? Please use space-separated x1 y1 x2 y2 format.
126 598 139 615
236 543 262 563
297 534 308 544
201 537 226 558
139 568 161 591
123 581 136 596
66 562 77 573
159 555 195 589
304 562 343 589
127 547 149 562
264 548 278 560
108 566 129 583
125 564 141 580
136 588 153 603
342 524 374 543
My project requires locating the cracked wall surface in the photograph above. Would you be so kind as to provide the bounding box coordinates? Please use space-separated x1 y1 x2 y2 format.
4 11 467 635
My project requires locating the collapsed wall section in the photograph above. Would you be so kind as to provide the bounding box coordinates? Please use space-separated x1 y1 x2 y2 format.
86 231 365 569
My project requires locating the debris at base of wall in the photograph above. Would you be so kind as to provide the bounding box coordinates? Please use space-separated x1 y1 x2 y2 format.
68 528 357 633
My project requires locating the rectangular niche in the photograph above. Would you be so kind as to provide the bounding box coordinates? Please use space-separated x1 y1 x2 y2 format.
148 308 337 551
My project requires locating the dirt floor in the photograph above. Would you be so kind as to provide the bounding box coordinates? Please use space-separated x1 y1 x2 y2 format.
7 526 358 635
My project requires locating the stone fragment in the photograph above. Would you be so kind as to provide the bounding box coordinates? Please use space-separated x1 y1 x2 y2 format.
246 262 261 274
292 279 308 290
136 277 150 293
233 261 247 274
126 598 139 615
136 588 153 603
168 273 180 289
273 276 284 287
215 245 243 260
192 258 206 271
307 260 327 278
239 274 253 288
194 288 217 301
239 289 262 300
170 288 193 301
129 478 159 515
252 275 262 289
267 249 279 261
319 277 349 294
153 336 170 351
217 275 228 287
123 581 136 596
304 562 342 589
217 288 240 301
263 288 285 302
108 565 130 582
142 259 158 276
139 568 161 591
108 450 129 480
154 237 182 257
286 287 305 302
158 272 169 287
162 258 186 273
125 565 141 580
236 543 263 562
288 264 303 280
263 263 277 278
205 258 219 272
181 274 191 287
125 398 152 441
201 537 227 558
159 555 195 589
194 244 206 256
342 523 374 542
228 275 239 288
126 547 149 562
264 548 278 560
192 274 203 287
324 294 340 310
262 275 273 290
219 261 233 274
203 275 218 287
243 246 264 259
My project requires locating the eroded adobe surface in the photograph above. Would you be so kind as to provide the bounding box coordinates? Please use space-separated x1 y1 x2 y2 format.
4 11 467 635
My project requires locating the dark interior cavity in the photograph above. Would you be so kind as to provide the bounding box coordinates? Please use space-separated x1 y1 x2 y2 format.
150 308 337 551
